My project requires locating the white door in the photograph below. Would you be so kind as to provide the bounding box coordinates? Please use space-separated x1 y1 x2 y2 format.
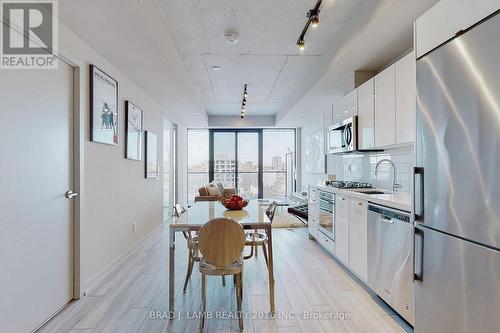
0 62 74 332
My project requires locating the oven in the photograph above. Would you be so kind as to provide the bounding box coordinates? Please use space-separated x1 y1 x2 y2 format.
328 116 357 154
318 190 335 240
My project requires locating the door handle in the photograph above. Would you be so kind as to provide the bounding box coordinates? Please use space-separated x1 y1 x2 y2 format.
414 227 424 281
414 167 424 222
65 190 79 199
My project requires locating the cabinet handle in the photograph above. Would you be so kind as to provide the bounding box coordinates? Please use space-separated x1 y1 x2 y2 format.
357 202 362 206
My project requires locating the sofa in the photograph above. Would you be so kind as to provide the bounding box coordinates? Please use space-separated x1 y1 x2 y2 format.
194 183 236 202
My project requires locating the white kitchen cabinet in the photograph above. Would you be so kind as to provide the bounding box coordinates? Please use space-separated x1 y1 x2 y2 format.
333 89 357 122
308 217 319 239
415 0 500 58
374 65 396 147
308 187 319 238
335 194 350 265
395 51 416 144
357 78 375 149
349 198 368 282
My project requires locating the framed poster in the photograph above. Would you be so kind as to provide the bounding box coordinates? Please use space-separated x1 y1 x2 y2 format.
90 65 119 145
304 129 326 174
125 101 144 160
145 131 159 179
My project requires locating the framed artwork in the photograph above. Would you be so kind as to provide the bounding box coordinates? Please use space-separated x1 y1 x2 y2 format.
304 129 326 174
145 131 159 179
90 65 119 145
125 101 144 160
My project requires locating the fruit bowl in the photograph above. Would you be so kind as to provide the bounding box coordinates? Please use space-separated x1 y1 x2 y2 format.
221 194 248 210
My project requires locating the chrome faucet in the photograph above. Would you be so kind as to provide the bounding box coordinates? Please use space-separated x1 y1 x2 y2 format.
375 158 401 192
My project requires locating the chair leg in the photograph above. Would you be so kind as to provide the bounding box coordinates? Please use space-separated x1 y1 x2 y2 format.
261 243 269 267
183 249 194 293
222 275 226 287
200 273 206 332
235 272 244 332
243 244 254 260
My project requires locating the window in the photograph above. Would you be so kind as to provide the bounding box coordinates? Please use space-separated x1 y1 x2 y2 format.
237 132 259 198
263 129 296 198
187 129 209 202
187 128 295 202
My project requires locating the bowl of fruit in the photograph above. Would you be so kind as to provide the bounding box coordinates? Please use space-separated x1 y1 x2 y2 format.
221 194 248 211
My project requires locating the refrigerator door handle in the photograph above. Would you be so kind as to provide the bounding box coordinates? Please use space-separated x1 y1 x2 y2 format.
413 167 424 222
414 227 424 281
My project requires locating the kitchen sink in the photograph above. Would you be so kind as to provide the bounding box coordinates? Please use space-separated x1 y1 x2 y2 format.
354 190 388 195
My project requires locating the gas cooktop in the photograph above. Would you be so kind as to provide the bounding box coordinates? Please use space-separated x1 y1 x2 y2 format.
324 180 373 189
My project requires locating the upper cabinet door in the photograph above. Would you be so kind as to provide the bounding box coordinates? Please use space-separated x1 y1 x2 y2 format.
357 78 375 149
374 65 396 147
415 0 500 58
395 52 416 144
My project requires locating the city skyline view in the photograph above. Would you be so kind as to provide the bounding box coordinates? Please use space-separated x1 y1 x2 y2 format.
187 129 295 201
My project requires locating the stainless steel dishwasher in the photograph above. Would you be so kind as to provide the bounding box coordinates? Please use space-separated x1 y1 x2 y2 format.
367 204 414 325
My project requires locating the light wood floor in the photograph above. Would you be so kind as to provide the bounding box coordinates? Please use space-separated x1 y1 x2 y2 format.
38 224 411 333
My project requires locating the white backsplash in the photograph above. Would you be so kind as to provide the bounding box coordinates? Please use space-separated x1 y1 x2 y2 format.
326 146 414 193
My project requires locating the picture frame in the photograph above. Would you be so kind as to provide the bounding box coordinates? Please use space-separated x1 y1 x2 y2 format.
90 65 119 145
145 131 159 179
125 101 144 160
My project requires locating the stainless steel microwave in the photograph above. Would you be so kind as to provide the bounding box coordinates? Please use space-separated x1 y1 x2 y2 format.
327 116 357 154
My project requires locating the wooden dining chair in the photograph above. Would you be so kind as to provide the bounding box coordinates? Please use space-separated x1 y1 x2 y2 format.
243 201 277 266
197 218 245 332
175 204 227 293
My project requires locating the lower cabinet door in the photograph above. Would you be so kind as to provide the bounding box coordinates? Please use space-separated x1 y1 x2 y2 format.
335 215 350 265
349 199 368 282
308 216 319 238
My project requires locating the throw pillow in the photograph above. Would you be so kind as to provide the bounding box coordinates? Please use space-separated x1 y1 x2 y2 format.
198 187 209 196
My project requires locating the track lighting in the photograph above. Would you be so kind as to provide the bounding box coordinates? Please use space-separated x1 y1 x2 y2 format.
296 0 322 50
297 39 305 50
311 15 319 28
240 84 248 119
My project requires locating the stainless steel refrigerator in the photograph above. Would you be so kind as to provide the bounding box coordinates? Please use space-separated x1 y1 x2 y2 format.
414 11 500 333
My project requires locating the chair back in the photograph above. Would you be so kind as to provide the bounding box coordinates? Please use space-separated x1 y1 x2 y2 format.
174 204 186 217
266 201 278 222
198 218 245 267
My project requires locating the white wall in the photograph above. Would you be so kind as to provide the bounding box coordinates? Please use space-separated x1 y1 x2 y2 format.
299 115 328 191
59 23 167 293
300 115 414 193
176 125 189 206
326 146 414 192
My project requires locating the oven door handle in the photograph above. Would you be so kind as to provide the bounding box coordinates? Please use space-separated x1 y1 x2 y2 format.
320 208 333 214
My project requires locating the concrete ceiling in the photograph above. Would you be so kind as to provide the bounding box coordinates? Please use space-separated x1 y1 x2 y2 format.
59 0 207 126
155 0 365 116
277 0 440 126
58 0 439 127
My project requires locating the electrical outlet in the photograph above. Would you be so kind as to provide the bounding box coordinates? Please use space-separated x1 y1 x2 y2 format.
132 223 136 232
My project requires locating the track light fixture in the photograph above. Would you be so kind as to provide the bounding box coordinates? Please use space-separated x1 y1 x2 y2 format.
240 84 248 119
296 0 322 50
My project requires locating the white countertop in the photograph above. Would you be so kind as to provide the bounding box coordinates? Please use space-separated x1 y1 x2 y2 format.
313 184 412 212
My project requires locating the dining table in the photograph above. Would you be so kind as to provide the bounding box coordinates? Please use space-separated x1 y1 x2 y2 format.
168 200 275 314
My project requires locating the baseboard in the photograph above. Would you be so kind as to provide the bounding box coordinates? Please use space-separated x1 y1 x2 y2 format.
82 222 165 295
